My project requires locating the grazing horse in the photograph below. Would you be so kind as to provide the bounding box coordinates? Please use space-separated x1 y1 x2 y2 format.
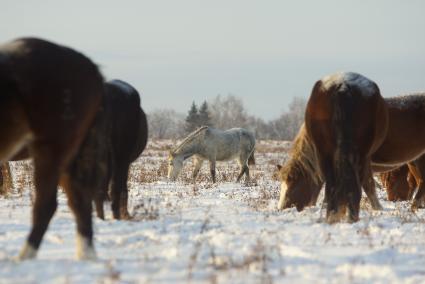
379 165 416 201
304 72 388 223
168 126 256 183
0 38 103 260
94 79 148 220
277 123 384 213
278 92 425 214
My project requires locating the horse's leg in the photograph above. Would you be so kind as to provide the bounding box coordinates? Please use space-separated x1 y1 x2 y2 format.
209 159 216 183
94 154 112 220
407 170 417 200
236 154 249 182
236 164 249 182
61 173 96 260
18 150 59 260
409 162 425 209
192 157 204 183
362 163 383 210
111 162 131 219
94 170 110 220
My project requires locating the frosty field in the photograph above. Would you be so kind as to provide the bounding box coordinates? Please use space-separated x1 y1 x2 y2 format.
1 140 425 283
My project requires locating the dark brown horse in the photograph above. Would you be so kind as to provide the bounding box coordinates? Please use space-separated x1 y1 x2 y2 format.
94 79 148 220
285 72 389 223
0 80 148 221
278 92 425 215
0 38 103 260
379 165 416 201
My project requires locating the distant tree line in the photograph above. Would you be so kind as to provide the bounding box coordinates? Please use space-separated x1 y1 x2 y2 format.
147 94 306 140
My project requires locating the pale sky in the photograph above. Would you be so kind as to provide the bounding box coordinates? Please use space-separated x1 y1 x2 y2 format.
1 0 424 119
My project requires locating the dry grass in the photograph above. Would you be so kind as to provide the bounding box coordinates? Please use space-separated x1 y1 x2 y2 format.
0 161 34 197
246 183 280 211
132 197 160 221
0 163 13 196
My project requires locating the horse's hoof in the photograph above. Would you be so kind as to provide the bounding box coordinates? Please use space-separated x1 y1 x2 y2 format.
96 212 105 220
76 234 97 261
119 210 133 220
411 199 425 210
372 203 384 211
16 242 37 261
77 247 97 261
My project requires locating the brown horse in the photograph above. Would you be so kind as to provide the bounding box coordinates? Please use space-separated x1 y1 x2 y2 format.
379 165 416 201
0 80 148 221
278 92 425 214
285 72 389 223
94 79 148 220
0 38 103 260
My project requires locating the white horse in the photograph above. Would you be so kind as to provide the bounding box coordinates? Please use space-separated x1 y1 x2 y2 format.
168 126 256 183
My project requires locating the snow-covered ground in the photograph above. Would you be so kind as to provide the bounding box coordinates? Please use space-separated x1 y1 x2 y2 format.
1 140 425 283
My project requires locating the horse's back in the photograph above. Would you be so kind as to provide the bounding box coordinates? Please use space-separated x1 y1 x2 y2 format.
306 72 388 158
0 37 103 165
372 93 425 165
203 127 255 161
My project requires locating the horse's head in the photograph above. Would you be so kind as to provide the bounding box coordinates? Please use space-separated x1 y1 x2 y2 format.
277 163 322 211
167 151 184 181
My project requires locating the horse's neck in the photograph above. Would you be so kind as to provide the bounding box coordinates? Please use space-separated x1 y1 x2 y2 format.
291 129 323 184
175 137 201 159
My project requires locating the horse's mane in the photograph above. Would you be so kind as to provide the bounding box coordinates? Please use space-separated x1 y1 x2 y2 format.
281 124 322 184
171 126 209 155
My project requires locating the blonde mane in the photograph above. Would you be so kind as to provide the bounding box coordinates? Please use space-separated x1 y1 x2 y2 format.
281 124 323 184
171 126 209 155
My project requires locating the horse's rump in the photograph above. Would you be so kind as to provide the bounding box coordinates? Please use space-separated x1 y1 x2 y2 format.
305 72 388 222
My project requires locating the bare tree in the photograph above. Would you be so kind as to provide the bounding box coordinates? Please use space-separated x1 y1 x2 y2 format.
209 94 250 130
146 95 306 140
147 109 185 139
269 96 306 140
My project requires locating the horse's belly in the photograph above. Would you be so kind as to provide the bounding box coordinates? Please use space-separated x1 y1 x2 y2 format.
216 151 238 161
372 145 425 167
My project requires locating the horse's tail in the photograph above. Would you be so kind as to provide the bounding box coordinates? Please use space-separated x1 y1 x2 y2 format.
328 84 361 222
244 130 256 165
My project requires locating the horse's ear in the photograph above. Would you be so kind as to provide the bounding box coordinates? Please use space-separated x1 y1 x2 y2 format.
277 164 282 171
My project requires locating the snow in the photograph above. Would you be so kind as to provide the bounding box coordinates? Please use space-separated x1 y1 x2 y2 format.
1 140 425 283
321 72 377 96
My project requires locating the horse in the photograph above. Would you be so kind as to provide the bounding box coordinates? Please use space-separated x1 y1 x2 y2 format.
277 123 384 213
296 72 389 223
278 92 425 214
0 79 148 221
168 126 256 183
0 38 103 260
93 79 148 220
379 165 416 201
